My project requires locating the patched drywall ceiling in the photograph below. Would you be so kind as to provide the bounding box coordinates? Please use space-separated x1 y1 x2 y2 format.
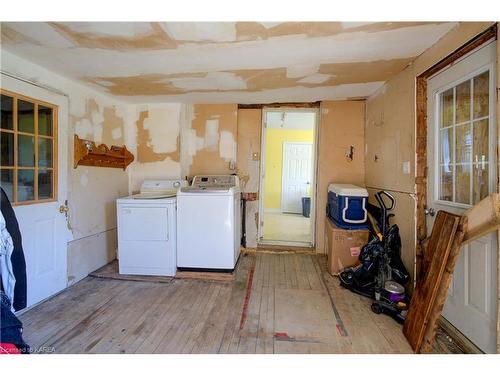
0 22 458 103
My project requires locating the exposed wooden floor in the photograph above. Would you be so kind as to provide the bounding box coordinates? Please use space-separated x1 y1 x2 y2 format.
20 253 418 354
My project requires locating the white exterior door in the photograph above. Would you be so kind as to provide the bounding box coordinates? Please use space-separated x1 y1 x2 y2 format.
281 142 313 214
2 75 69 308
426 41 498 353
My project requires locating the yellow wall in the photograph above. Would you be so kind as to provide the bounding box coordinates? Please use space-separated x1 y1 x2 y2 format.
263 128 314 210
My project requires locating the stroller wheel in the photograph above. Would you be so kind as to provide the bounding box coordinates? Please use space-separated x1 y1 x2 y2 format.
371 302 382 314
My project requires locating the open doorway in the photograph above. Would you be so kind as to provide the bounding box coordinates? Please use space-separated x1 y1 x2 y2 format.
258 108 318 247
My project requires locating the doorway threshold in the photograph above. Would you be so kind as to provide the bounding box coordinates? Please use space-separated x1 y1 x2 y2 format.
257 240 315 253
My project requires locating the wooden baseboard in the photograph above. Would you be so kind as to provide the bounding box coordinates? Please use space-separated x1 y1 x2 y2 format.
438 316 483 354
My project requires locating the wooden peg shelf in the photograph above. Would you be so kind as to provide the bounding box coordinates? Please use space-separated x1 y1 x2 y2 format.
73 135 134 170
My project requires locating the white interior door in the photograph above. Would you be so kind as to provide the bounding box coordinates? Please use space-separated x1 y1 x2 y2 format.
2 74 69 308
426 41 498 353
281 142 313 214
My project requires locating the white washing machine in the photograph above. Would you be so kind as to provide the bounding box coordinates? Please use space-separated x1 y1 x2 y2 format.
177 175 241 270
116 179 186 276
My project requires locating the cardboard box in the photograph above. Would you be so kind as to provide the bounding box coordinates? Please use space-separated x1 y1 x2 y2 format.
324 217 369 275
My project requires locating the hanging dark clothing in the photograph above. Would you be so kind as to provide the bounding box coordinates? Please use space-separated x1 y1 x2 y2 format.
0 188 27 311
0 290 29 353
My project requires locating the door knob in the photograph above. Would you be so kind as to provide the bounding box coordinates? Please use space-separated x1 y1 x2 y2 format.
425 207 435 217
59 201 69 216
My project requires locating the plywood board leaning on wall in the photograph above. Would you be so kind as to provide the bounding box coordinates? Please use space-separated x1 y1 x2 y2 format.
316 101 365 254
403 211 466 353
404 193 500 353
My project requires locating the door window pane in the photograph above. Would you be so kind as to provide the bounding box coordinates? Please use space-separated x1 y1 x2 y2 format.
18 169 35 202
437 69 491 206
455 124 471 164
38 106 53 136
1 95 14 130
0 169 14 201
18 100 34 133
473 119 488 164
38 169 53 199
440 165 453 201
1 90 56 204
440 88 453 127
473 164 488 204
473 71 489 119
455 164 471 204
455 80 471 123
1 131 14 166
18 134 35 167
38 137 53 168
440 128 452 165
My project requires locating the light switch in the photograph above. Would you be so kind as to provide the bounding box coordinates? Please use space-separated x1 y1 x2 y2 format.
402 161 410 175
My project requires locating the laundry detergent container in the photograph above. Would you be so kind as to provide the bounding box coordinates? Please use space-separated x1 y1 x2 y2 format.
327 184 369 229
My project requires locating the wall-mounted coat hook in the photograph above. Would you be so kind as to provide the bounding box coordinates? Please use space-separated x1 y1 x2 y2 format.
345 145 354 161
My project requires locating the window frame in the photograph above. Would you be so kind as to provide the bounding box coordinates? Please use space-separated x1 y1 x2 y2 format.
0 88 58 206
433 63 494 209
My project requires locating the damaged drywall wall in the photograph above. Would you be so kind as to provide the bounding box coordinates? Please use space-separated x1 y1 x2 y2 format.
127 104 183 192
235 103 365 251
183 104 238 177
68 97 129 285
316 101 366 254
364 22 495 289
70 97 129 241
236 108 262 248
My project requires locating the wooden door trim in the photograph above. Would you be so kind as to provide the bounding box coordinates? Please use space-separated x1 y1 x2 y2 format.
415 24 497 286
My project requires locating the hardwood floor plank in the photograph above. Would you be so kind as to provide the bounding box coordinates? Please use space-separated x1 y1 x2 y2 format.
88 283 171 353
153 281 210 353
20 278 127 348
293 255 310 290
218 254 253 353
47 282 146 353
189 284 233 353
178 283 223 353
255 285 275 354
19 252 437 354
134 281 199 353
237 257 262 354
106 281 182 353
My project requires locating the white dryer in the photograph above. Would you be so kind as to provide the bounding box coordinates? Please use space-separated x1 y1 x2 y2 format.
116 179 186 276
177 175 241 270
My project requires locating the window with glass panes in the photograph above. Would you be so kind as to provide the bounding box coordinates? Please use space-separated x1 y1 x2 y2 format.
437 70 490 206
0 90 57 205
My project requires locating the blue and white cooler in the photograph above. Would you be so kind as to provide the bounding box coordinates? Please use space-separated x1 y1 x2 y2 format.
327 183 369 230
